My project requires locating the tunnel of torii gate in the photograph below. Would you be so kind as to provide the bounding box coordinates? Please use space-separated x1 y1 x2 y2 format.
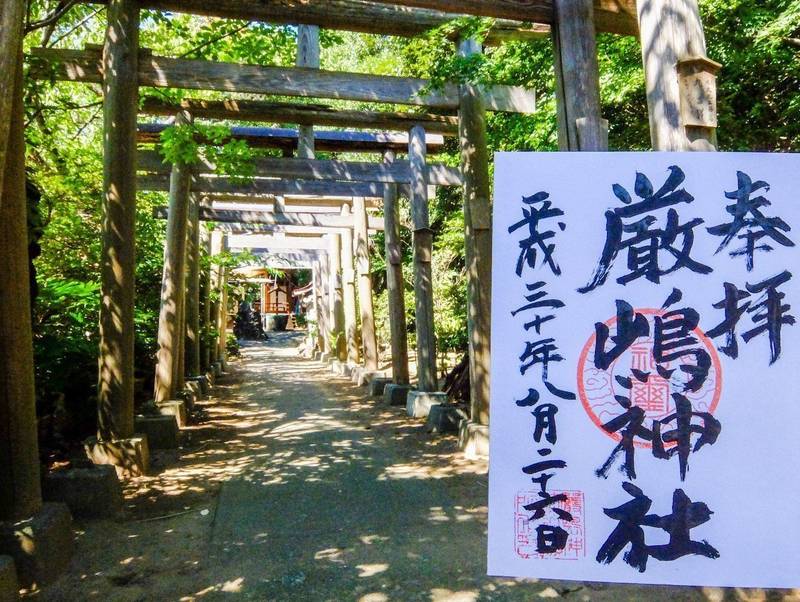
0 0 721 579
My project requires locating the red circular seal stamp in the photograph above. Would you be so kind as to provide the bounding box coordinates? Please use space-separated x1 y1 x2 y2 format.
577 308 722 447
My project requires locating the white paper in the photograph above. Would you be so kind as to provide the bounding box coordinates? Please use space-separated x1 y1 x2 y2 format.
488 152 800 588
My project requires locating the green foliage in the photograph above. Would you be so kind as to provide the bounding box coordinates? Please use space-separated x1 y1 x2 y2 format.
159 123 256 181
33 278 100 436
226 333 240 357
17 1 799 447
159 122 201 165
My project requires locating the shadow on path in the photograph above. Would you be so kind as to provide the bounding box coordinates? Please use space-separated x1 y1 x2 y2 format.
41 337 796 601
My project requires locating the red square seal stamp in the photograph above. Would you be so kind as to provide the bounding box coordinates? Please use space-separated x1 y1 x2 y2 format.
514 490 586 560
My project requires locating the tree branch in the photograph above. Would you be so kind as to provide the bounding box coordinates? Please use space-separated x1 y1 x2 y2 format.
783 37 800 49
25 0 80 34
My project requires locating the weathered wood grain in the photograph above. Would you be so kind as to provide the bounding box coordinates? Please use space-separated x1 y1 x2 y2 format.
136 122 445 154
139 173 386 198
137 150 462 186
458 38 492 426
153 110 193 404
140 98 460 135
0 0 26 208
552 0 607 151
30 47 537 113
155 206 385 230
354 195 379 370
408 125 438 392
0 48 43 521
82 0 550 44
340 204 360 364
382 151 410 385
97 0 139 441
203 195 381 210
360 0 639 35
637 0 714 150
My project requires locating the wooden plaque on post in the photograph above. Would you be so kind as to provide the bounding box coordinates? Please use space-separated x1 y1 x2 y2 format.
677 56 722 129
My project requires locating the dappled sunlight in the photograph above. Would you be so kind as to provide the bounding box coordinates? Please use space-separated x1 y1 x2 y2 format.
47 335 794 601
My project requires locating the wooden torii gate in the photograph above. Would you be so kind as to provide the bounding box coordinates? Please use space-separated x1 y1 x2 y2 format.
141 111 465 387
0 0 721 546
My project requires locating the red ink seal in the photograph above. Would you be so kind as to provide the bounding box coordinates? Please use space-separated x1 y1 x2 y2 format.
514 490 586 560
577 308 722 448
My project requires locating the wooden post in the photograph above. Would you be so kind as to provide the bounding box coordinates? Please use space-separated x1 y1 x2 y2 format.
200 226 212 370
0 0 25 208
552 0 608 152
383 151 410 385
153 110 192 402
259 281 266 329
295 23 330 352
217 239 229 365
329 234 347 361
353 196 379 370
458 39 492 426
0 54 43 521
296 24 321 159
341 206 360 364
98 0 140 440
209 231 223 365
637 0 719 151
186 192 201 377
408 125 438 392
320 255 332 354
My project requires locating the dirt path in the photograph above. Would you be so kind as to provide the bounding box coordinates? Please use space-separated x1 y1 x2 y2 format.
41 336 792 601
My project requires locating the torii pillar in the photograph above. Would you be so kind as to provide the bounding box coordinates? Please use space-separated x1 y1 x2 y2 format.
185 192 202 377
552 0 608 151
0 0 25 201
91 0 149 475
328 234 347 361
383 151 410 385
200 226 212 371
457 38 493 457
353 196 379 371
316 254 332 355
341 205 360 365
296 23 330 353
153 110 193 403
209 230 223 366
408 126 438 392
0 47 74 588
637 0 720 151
217 235 229 369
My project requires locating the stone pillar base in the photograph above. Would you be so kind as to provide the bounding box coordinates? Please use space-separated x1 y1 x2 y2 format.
368 377 392 397
406 391 448 418
320 352 331 363
43 465 123 520
0 503 73 589
357 370 385 387
184 379 204 401
134 416 180 450
187 375 209 395
205 369 215 387
156 400 187 427
383 384 413 406
178 388 197 411
426 405 468 434
342 363 356 378
85 436 150 477
350 366 363 384
459 420 489 460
